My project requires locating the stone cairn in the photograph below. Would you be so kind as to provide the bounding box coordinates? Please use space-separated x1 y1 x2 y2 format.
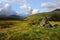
40 16 53 28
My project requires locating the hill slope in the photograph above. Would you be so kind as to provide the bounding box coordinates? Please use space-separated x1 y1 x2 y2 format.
0 10 60 40
26 11 60 21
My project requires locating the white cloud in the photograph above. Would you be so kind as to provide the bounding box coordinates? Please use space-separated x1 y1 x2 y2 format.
4 4 11 9
41 3 56 8
0 2 4 11
27 7 32 15
0 3 11 10
0 0 29 7
1 4 13 15
0 0 28 10
0 0 32 15
20 4 28 9
40 0 60 11
0 0 29 8
55 0 60 4
0 0 27 4
0 8 3 11
0 3 16 16
41 3 57 11
55 0 60 8
4 4 9 7
32 9 39 14
20 4 32 15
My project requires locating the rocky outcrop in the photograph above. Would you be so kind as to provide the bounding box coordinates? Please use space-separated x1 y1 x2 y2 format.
40 16 53 28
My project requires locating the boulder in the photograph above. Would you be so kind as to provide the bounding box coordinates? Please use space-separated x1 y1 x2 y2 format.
40 16 53 28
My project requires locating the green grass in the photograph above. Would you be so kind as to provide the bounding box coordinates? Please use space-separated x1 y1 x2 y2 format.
0 20 60 40
0 11 60 40
25 11 60 21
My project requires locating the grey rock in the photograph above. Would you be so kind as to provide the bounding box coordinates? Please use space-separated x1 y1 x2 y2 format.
40 16 53 28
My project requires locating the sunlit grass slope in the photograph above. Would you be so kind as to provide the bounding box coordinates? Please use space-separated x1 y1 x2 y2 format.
0 11 60 40
0 20 60 40
26 11 60 21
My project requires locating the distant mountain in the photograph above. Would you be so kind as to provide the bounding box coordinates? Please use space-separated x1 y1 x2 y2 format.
8 15 25 19
0 15 25 20
0 10 24 20
52 9 60 12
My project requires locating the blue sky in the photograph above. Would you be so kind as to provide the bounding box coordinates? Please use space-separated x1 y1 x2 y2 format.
0 0 60 14
11 0 54 12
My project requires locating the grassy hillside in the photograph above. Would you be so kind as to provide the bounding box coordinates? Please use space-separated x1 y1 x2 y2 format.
0 11 60 40
26 11 60 21
0 20 60 40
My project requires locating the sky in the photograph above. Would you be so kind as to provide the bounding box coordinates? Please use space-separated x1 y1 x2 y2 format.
0 0 60 15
